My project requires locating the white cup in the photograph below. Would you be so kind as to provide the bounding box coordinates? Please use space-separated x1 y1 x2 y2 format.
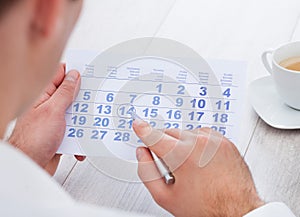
262 41 300 110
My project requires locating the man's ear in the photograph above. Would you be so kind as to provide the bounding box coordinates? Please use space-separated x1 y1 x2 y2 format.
30 0 63 39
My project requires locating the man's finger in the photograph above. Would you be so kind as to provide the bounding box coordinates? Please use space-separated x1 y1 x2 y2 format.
133 119 178 158
164 128 199 141
163 128 182 139
52 64 66 88
136 147 170 202
50 70 80 113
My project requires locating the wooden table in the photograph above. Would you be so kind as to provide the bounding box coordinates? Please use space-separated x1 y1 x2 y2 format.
54 0 300 216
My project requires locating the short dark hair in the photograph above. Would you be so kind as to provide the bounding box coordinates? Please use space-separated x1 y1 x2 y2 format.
0 0 19 17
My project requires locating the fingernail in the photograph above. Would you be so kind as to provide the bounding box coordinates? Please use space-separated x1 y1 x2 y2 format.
136 147 144 161
65 70 80 83
134 117 145 125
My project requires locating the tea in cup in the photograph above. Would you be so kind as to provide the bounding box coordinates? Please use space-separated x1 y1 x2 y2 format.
262 41 300 110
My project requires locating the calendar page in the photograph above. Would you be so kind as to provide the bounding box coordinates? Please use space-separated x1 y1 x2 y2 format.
59 39 247 162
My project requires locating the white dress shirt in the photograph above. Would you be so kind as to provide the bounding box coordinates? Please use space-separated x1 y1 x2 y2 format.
0 141 296 217
244 202 296 217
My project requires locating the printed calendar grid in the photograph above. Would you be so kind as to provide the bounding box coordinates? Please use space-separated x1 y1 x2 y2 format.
77 89 239 101
65 74 237 148
60 49 246 164
66 74 237 142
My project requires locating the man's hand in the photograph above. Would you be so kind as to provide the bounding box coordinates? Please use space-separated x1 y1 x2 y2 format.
9 64 84 175
133 120 264 217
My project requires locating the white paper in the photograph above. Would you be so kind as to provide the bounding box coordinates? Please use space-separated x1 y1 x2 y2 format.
58 50 247 161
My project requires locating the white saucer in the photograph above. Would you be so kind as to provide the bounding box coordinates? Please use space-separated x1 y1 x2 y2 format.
249 76 300 129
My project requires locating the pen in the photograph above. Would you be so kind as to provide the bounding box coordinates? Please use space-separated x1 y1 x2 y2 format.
130 110 175 185
149 150 175 185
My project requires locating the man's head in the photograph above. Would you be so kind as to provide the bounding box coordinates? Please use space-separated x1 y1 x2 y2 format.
0 0 82 122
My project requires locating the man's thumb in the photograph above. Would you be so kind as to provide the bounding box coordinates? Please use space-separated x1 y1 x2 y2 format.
50 70 80 112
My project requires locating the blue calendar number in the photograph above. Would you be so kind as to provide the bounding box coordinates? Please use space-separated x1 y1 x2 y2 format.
118 105 135 116
213 113 229 123
199 87 207 96
164 122 179 129
176 98 183 107
189 111 204 121
149 121 157 128
186 124 202 130
91 130 108 140
94 117 110 127
177 85 185 95
152 96 161 105
83 91 91 101
73 103 89 113
106 93 114 102
191 99 206 109
71 116 87 125
114 132 130 142
129 94 137 103
211 126 227 135
118 119 133 129
156 84 163 93
166 110 181 120
68 128 84 138
223 88 231 98
97 105 112 114
143 108 158 118
216 101 230 110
